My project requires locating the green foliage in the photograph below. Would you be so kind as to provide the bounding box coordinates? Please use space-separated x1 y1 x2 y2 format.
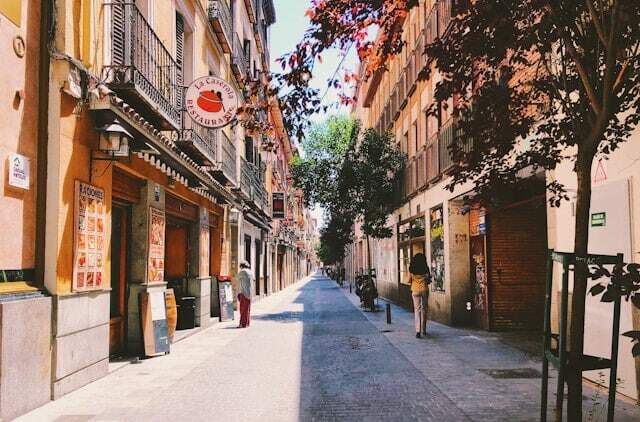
291 115 405 264
354 128 405 238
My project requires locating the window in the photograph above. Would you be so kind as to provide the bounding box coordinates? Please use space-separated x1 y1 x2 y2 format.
244 235 252 265
243 38 251 62
413 122 419 153
175 13 185 85
397 214 426 286
402 131 408 154
245 136 254 163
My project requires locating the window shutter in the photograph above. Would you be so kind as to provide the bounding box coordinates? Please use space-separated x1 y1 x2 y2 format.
176 13 185 85
243 39 251 63
245 137 254 163
111 1 128 65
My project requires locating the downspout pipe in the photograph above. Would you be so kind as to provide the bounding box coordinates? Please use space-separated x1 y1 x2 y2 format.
35 0 52 287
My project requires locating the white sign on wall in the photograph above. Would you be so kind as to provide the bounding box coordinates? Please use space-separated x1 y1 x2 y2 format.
8 153 29 189
185 76 239 128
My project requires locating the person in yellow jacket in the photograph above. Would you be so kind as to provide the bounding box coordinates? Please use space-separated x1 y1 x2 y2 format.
408 253 431 338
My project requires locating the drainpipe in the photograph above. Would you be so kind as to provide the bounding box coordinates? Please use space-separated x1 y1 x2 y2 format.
35 0 52 287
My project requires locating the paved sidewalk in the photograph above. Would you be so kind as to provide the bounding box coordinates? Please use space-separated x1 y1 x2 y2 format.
17 274 639 421
340 281 640 421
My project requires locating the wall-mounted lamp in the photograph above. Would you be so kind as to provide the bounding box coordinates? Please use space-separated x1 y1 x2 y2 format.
228 206 241 224
97 120 133 158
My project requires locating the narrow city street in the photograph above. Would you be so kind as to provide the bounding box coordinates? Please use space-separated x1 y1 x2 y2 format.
17 274 640 421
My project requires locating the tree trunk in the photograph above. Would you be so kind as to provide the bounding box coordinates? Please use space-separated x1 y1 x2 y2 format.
566 153 594 421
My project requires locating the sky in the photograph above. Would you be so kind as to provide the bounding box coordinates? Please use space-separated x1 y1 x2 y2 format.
269 0 358 125
269 0 359 227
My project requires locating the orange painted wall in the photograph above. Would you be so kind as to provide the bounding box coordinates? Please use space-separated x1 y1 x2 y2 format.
54 94 113 295
0 0 40 273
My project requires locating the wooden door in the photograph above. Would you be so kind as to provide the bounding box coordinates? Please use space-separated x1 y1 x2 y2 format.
165 219 189 280
109 205 128 356
470 234 489 329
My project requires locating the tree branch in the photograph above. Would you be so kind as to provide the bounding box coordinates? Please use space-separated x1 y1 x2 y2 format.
548 2 603 115
562 35 602 115
585 0 607 45
601 0 621 113
614 42 640 93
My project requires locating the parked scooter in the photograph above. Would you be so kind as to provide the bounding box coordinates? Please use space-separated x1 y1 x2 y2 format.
355 269 378 312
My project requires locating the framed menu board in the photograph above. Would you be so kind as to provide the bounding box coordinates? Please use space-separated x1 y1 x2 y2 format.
72 181 106 291
148 207 166 282
140 290 170 356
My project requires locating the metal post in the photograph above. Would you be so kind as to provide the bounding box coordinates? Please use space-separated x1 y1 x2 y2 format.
607 253 624 422
541 250 553 422
556 258 569 421
386 303 391 324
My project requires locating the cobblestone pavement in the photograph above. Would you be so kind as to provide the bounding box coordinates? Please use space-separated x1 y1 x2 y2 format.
18 274 640 422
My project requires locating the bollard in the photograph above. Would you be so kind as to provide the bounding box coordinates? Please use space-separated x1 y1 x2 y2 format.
349 283 352 294
386 303 391 324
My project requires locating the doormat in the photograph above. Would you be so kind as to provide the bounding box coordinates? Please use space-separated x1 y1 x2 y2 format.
478 368 542 379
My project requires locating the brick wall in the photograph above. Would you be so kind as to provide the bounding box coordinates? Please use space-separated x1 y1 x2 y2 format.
488 198 547 331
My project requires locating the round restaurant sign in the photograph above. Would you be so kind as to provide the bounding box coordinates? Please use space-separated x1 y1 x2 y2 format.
185 76 238 128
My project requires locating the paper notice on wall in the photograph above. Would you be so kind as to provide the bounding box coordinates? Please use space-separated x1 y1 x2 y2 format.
72 181 106 291
200 225 210 276
8 153 29 189
148 207 166 282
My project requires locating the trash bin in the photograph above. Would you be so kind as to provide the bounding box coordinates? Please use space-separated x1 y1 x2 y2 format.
177 296 196 330
217 275 234 322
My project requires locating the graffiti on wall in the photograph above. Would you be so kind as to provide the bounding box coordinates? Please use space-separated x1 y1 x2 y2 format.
430 205 445 291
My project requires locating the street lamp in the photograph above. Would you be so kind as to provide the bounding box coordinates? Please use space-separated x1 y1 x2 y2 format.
97 120 133 158
228 206 241 224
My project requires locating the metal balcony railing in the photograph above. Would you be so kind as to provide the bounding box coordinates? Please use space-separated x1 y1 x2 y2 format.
427 132 440 181
208 0 233 53
103 2 182 130
244 0 256 23
240 158 253 197
219 131 237 185
438 117 457 172
240 158 268 210
438 0 454 38
176 120 218 167
231 33 250 85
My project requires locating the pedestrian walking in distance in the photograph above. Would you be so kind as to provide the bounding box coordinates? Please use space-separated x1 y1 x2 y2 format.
237 261 253 328
408 253 431 338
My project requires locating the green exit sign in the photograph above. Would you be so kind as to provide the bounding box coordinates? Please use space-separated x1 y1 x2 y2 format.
591 212 606 227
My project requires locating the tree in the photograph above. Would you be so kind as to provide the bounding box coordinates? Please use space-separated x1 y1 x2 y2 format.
291 116 404 265
279 1 640 420
353 128 405 267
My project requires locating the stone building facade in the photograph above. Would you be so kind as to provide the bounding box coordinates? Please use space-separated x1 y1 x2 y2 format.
347 0 639 401
0 0 316 418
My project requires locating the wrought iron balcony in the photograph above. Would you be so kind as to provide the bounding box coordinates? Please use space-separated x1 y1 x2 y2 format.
208 0 233 54
240 158 268 211
253 16 267 54
231 33 250 86
425 0 455 44
103 2 182 130
175 121 218 167
426 132 440 181
216 131 237 186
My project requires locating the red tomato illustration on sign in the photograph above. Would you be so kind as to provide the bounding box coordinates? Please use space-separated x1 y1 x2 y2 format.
197 90 225 113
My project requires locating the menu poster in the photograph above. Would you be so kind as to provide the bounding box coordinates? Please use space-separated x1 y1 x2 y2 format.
72 181 106 291
148 207 166 282
200 226 210 276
